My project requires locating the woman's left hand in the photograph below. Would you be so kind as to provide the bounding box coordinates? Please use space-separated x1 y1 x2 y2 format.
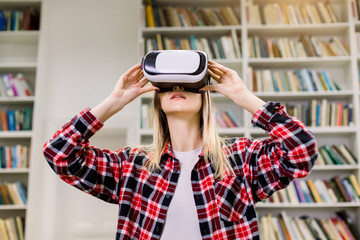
200 60 265 114
199 60 248 100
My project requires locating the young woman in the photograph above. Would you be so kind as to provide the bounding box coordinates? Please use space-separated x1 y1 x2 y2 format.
43 60 318 240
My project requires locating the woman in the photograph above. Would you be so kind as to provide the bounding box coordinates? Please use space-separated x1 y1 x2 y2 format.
43 60 318 240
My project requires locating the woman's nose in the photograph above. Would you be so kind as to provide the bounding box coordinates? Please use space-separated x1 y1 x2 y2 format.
173 86 184 91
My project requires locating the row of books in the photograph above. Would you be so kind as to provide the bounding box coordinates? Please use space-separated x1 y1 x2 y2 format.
215 108 242 128
248 35 350 58
249 68 341 93
0 145 30 169
142 100 353 129
259 210 360 240
246 1 338 25
0 108 33 131
262 174 360 204
144 0 240 27
316 144 358 166
285 100 353 127
0 217 24 240
0 7 40 31
145 34 240 59
0 182 27 205
1 74 33 97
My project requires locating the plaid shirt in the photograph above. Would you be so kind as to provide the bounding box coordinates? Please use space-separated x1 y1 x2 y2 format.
43 101 318 240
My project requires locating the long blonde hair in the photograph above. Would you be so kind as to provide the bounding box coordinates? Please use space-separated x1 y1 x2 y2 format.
144 91 234 179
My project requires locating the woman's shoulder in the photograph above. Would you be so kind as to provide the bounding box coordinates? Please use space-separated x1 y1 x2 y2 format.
222 136 253 149
114 145 153 165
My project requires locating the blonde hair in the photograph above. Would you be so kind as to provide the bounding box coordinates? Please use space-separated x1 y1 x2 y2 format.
144 91 234 179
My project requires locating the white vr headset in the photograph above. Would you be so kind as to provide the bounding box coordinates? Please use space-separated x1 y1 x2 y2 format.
141 50 210 93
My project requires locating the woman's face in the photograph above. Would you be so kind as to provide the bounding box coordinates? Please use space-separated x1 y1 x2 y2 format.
158 88 202 116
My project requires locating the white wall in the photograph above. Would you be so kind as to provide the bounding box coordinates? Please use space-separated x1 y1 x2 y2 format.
26 0 141 239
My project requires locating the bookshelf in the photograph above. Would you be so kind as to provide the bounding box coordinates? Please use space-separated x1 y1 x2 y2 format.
138 0 360 238
0 0 41 239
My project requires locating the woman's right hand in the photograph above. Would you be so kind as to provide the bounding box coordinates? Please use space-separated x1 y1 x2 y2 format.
91 63 158 122
110 63 158 105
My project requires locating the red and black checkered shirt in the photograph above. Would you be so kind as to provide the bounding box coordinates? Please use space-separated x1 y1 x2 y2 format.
43 101 318 240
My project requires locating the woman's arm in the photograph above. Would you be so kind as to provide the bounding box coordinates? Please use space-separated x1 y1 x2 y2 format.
43 63 158 203
201 61 318 202
246 102 318 202
91 63 158 122
200 60 265 114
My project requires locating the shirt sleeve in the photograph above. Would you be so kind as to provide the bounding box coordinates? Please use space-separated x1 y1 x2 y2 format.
43 108 128 204
246 101 318 203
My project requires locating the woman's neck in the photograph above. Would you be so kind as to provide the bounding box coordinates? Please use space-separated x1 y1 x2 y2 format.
166 113 203 152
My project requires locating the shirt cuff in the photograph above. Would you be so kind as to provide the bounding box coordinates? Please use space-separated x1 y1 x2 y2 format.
71 108 104 139
251 101 286 130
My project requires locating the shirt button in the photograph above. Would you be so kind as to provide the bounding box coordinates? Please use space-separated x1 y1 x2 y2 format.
173 169 179 173
166 194 171 198
155 226 160 232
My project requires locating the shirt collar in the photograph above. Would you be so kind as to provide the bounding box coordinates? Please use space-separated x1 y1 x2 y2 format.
161 142 205 160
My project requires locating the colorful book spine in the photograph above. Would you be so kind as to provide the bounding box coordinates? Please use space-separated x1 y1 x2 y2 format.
215 108 242 128
145 34 240 59
0 7 39 31
149 6 240 27
284 100 353 127
0 108 32 131
0 145 29 169
251 68 340 93
261 174 360 204
0 74 34 97
260 212 359 240
248 2 338 25
248 35 349 58
0 182 27 205
0 217 25 240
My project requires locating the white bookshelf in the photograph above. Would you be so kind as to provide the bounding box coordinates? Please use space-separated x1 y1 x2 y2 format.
138 0 360 233
0 0 41 239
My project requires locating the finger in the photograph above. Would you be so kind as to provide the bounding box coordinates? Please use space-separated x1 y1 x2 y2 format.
123 63 142 78
209 60 230 73
209 65 224 76
139 77 150 87
133 69 144 80
130 68 142 79
208 69 222 83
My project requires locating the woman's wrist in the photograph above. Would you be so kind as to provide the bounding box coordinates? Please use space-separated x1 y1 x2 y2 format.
90 95 126 123
230 89 266 115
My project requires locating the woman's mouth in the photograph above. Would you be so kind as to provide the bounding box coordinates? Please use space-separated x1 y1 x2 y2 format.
170 92 186 100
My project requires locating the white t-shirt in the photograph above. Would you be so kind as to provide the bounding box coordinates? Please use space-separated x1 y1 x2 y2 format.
161 147 203 240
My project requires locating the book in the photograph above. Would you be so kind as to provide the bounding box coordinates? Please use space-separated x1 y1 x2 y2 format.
0 218 9 240
301 216 322 239
144 0 155 27
15 216 24 240
331 176 351 202
306 179 323 203
250 2 338 25
0 182 27 205
336 210 360 239
145 35 238 59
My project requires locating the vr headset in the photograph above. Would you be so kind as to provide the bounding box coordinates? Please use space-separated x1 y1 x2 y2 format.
141 50 210 93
